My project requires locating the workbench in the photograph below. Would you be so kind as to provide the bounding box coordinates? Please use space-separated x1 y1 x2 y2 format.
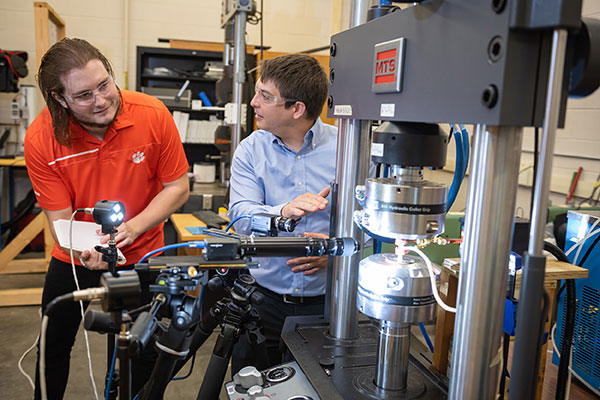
0 157 53 306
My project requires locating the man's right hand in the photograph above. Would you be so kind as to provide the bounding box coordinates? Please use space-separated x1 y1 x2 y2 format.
281 187 330 220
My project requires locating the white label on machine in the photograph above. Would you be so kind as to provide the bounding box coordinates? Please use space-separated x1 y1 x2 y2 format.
371 142 384 157
380 103 395 117
334 105 352 116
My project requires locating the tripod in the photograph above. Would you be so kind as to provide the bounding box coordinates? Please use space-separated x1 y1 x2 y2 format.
136 270 268 400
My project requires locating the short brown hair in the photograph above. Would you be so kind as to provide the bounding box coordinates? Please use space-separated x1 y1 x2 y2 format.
37 38 116 147
259 54 328 121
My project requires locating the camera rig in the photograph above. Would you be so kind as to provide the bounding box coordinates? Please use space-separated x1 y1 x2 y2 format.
81 229 360 400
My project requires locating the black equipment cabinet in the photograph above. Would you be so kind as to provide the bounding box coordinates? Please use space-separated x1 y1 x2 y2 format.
135 46 256 172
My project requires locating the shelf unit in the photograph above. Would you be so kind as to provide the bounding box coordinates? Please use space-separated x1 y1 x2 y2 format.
136 46 255 173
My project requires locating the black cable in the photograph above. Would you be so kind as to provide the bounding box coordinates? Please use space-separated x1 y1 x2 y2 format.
530 127 539 220
576 175 600 209
1 188 36 231
543 241 576 400
499 332 511 399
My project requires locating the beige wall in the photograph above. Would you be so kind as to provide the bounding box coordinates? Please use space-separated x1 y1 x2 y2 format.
0 0 342 123
1 0 600 214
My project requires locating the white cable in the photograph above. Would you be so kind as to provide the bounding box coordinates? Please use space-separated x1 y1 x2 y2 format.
551 322 600 398
18 307 41 391
68 212 100 400
409 246 457 313
40 315 49 400
565 218 600 260
573 227 600 265
18 331 39 390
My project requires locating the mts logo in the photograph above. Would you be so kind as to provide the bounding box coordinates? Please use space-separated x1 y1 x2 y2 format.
375 49 397 84
372 38 405 93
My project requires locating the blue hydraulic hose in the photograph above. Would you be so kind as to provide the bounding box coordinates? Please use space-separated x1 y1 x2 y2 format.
419 322 435 353
225 214 252 232
105 340 118 400
446 126 465 211
138 241 206 263
459 124 469 177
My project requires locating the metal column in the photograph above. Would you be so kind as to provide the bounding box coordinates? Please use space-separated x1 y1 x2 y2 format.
509 29 569 400
230 11 247 156
375 321 410 391
330 119 370 338
449 125 523 399
329 0 372 340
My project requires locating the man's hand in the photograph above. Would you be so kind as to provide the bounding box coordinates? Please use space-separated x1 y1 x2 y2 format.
80 248 109 270
98 221 141 249
287 232 329 275
281 187 330 220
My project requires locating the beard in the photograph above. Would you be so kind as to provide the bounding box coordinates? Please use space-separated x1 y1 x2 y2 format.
69 96 120 129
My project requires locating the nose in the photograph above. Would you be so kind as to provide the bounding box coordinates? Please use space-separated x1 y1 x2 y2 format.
93 91 108 108
250 92 260 109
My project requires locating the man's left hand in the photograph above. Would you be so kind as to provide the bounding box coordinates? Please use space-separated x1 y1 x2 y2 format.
287 232 329 275
98 221 140 249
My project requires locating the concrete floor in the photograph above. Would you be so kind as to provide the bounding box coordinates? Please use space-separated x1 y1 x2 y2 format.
1 272 598 400
0 272 228 400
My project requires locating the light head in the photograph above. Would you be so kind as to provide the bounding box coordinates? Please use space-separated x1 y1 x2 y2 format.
92 200 125 234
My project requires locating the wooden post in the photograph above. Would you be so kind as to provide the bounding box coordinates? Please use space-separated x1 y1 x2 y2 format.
33 2 66 69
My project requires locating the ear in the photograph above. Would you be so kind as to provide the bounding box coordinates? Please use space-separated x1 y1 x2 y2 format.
291 101 307 120
51 91 68 109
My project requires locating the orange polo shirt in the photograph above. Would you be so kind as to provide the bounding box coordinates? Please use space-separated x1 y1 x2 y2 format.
24 90 189 265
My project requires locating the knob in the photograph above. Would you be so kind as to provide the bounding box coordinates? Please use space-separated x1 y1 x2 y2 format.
247 385 264 399
233 366 264 389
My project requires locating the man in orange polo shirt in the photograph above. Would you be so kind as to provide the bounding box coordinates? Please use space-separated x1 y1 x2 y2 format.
24 38 189 399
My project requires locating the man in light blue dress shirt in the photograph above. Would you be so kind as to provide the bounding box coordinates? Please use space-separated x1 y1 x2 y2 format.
229 54 337 374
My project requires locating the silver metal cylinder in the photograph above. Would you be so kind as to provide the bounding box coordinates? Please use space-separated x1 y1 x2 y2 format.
361 177 447 240
349 0 371 27
330 119 370 339
375 321 410 391
529 29 568 257
448 125 523 400
357 253 437 323
230 11 247 157
329 0 371 340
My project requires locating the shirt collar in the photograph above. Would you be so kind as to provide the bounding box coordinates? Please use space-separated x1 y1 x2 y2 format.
269 118 326 153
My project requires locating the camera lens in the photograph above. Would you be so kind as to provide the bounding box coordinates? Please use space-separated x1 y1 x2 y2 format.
276 216 297 232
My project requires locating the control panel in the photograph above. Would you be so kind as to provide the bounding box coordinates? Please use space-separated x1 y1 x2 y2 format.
225 361 319 400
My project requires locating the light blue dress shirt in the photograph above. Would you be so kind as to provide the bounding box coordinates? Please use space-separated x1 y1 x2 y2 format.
229 118 337 296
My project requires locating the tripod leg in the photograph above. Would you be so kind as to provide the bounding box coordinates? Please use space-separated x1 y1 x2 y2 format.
196 324 239 400
170 318 219 379
246 323 269 371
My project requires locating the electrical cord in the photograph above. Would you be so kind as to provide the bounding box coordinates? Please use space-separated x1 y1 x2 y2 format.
68 210 100 400
576 172 600 209
543 241 575 400
138 241 206 263
105 340 118 400
564 218 600 260
18 307 41 391
225 214 252 231
551 323 600 398
408 246 456 313
172 286 204 382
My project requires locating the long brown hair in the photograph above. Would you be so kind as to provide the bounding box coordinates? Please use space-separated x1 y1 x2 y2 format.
37 38 116 147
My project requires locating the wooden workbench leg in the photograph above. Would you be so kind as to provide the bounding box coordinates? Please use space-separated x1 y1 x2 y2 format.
535 287 556 400
431 271 459 375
